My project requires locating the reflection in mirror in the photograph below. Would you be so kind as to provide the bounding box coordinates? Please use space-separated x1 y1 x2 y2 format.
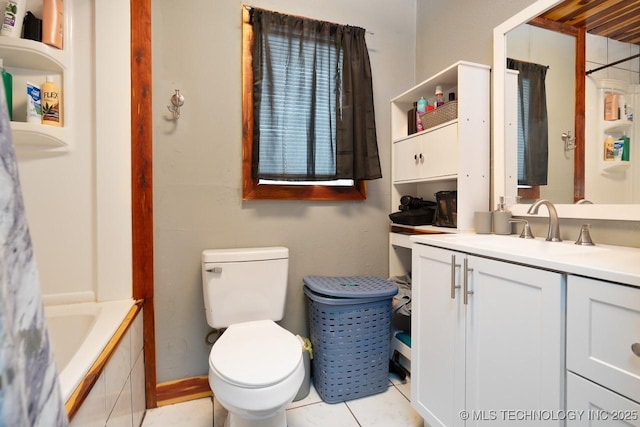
494 0 640 220
507 25 575 204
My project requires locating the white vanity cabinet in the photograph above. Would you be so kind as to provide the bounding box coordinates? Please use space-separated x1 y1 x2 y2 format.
566 275 640 425
411 243 565 427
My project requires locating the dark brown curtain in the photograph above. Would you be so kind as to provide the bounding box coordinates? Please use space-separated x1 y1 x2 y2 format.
507 58 549 186
336 25 382 180
250 8 381 181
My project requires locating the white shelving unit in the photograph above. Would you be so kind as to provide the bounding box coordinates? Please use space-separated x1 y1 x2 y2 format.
584 77 638 203
387 61 491 375
0 4 69 150
598 79 633 174
389 61 491 277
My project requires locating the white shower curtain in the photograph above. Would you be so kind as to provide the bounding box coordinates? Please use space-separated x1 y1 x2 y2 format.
0 85 68 426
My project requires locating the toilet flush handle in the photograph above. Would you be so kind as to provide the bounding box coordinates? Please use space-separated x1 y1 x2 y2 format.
207 267 223 274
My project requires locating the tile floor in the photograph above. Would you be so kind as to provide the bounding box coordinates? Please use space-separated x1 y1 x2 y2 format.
142 374 423 427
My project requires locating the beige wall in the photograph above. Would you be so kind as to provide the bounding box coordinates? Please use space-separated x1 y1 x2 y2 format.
415 0 536 81
152 0 416 382
152 0 640 383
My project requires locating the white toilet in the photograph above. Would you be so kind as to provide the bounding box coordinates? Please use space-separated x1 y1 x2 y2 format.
202 247 304 427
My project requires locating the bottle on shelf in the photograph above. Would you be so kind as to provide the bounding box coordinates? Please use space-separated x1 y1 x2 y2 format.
26 81 41 123
621 134 630 162
408 102 417 135
0 0 27 38
435 86 444 108
604 93 619 121
42 0 64 49
603 135 615 161
41 75 61 127
417 97 427 114
0 59 12 121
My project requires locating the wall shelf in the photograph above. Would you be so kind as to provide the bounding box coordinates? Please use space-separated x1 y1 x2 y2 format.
603 119 633 135
0 36 65 72
11 122 67 149
600 160 631 173
1 32 68 149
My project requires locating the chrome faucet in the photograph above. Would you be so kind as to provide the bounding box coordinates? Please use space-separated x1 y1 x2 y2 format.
527 199 562 242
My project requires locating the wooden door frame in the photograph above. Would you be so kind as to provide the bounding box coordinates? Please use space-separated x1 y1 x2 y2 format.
131 0 157 408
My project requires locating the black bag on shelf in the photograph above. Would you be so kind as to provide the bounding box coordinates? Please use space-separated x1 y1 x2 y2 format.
433 191 457 228
23 11 42 42
390 195 436 226
389 208 435 226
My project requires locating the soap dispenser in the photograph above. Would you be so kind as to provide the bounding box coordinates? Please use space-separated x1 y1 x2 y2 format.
493 196 512 235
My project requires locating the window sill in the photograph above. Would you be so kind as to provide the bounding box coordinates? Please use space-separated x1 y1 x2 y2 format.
242 179 367 201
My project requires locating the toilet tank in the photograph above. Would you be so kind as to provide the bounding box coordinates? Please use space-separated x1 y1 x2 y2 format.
202 247 289 328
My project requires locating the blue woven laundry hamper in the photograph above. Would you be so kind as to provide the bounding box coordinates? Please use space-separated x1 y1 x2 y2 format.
303 276 398 403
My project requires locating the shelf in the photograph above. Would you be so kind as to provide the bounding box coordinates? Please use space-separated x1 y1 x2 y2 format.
392 119 458 144
11 122 68 149
603 119 633 135
392 331 411 360
389 61 490 277
390 226 457 249
0 36 65 72
600 160 631 173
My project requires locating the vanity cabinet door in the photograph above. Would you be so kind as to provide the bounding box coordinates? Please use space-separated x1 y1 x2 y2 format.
567 276 640 403
411 244 466 427
411 244 565 427
567 372 640 426
465 256 565 426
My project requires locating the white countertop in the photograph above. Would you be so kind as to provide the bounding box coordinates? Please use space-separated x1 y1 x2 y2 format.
410 233 640 287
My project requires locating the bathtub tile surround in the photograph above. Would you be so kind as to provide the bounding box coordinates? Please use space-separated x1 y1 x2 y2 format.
0 92 68 425
69 309 145 427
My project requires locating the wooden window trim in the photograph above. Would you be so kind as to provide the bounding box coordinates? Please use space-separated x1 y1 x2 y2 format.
518 186 540 200
241 7 366 201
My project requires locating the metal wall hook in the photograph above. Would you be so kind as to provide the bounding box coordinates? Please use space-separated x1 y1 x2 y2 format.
167 89 185 119
562 130 575 152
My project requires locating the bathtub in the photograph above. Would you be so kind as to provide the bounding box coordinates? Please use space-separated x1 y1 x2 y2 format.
44 299 136 401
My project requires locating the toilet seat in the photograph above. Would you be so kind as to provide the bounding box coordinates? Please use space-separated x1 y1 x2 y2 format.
210 320 302 388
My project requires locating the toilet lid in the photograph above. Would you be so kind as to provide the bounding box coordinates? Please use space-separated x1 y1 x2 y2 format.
210 320 302 388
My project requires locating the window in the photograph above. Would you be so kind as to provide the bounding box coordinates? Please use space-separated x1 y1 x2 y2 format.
242 7 381 200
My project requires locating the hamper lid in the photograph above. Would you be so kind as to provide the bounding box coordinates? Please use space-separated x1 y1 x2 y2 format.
303 276 398 299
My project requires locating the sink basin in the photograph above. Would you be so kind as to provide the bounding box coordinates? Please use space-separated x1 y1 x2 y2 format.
441 234 608 257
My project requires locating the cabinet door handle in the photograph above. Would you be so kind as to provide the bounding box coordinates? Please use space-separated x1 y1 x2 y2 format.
632 343 640 357
450 254 461 299
414 154 418 161
463 258 474 305
419 153 424 161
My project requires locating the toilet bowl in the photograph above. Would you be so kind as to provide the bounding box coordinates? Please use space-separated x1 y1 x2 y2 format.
208 319 304 427
202 247 302 426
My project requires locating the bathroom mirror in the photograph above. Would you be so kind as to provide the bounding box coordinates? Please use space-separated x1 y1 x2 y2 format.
493 0 640 220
